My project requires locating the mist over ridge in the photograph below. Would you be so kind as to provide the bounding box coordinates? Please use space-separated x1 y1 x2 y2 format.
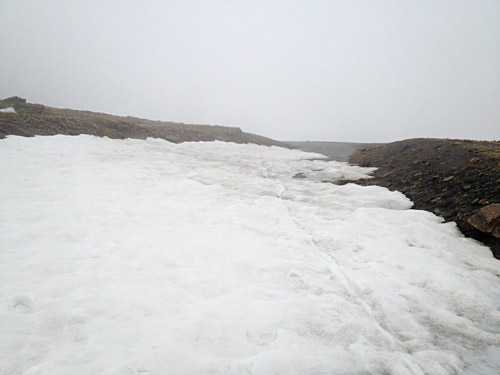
1 1 499 142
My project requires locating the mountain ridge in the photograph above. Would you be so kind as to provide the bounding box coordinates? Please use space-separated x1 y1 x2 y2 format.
0 96 291 148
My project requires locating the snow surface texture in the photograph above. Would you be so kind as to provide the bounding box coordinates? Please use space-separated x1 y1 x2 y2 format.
1 135 499 375
0 107 16 113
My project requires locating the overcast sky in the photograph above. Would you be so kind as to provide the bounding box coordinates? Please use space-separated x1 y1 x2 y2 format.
1 1 499 142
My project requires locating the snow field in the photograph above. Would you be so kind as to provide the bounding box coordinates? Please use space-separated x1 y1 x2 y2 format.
0 135 499 374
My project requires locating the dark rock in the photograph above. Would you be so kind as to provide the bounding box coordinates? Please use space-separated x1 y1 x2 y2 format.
457 165 475 176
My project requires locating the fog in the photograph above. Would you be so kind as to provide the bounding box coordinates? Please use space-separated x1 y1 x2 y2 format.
1 1 499 142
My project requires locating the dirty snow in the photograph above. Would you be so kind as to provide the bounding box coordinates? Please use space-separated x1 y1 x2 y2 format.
1 135 499 375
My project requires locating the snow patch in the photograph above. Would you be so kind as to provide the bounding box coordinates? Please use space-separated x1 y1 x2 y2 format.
0 135 499 374
0 106 16 113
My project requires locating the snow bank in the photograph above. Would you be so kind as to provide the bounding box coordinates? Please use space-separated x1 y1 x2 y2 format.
0 106 16 113
0 135 499 375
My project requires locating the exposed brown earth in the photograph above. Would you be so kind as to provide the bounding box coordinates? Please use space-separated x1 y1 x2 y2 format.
0 97 290 147
349 138 500 259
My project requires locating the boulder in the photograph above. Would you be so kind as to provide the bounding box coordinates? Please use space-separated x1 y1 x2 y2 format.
468 204 500 238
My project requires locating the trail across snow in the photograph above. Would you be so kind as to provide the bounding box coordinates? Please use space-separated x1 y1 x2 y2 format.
1 135 499 375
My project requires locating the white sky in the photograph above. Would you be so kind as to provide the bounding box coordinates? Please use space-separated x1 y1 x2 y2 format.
1 0 499 142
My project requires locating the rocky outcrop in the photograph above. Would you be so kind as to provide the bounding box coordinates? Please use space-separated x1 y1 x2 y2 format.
468 204 500 238
349 138 500 259
0 96 26 108
0 97 291 148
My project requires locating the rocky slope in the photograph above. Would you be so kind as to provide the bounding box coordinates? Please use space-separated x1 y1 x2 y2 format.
349 138 500 259
0 97 290 147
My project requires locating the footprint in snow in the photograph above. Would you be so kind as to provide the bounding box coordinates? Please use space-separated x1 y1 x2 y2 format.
11 295 34 314
287 269 303 278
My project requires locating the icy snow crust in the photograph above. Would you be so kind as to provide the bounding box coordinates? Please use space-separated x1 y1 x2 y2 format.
1 135 499 375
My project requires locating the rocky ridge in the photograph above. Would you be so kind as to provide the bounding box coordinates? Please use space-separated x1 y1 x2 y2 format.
349 138 500 259
0 97 290 147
